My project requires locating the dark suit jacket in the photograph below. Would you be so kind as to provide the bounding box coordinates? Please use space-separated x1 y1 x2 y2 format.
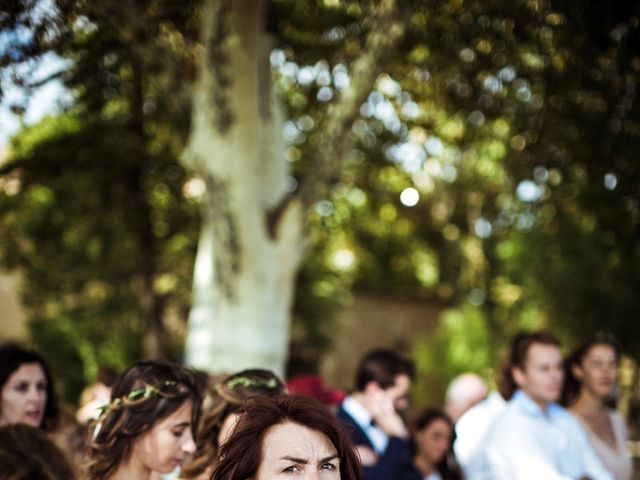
337 403 412 480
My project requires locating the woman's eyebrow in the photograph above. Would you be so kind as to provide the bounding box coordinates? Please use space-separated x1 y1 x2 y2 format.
319 454 339 463
280 454 338 464
281 456 308 464
172 421 191 428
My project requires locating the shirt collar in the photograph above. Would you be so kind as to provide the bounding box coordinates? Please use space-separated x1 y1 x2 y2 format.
342 395 373 429
511 389 563 419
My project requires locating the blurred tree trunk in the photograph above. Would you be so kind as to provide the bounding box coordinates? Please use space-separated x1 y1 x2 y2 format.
181 0 304 375
129 58 166 359
182 0 405 375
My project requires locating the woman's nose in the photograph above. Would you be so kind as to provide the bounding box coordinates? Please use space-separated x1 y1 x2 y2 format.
182 432 196 453
27 386 43 402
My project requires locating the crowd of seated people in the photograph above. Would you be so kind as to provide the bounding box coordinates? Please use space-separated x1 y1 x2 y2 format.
0 332 634 480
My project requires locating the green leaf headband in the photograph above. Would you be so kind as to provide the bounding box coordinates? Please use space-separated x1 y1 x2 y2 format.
97 380 178 418
224 376 279 390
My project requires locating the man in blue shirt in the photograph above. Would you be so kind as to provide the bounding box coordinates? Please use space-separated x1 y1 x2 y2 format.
484 332 613 480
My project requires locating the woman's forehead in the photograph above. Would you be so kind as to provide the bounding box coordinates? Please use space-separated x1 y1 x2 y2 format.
261 422 338 458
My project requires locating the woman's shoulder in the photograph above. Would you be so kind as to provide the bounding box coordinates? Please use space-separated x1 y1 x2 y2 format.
606 409 629 435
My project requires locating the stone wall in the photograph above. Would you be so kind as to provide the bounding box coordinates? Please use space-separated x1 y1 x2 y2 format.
0 275 443 393
0 272 27 341
320 293 442 391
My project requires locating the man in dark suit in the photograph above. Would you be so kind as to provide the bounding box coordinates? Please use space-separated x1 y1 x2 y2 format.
337 348 415 479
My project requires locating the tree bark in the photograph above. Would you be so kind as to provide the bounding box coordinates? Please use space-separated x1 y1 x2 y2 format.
181 0 303 376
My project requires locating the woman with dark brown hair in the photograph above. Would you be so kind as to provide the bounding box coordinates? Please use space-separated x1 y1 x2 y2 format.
0 423 76 479
403 408 463 480
0 342 59 431
211 395 361 480
562 335 631 480
180 369 286 480
85 360 205 480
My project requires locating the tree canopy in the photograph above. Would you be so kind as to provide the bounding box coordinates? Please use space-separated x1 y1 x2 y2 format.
1 0 638 402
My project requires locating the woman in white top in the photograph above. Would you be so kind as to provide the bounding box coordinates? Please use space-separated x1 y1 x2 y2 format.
562 335 632 480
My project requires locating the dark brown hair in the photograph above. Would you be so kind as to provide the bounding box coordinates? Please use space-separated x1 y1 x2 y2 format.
85 360 205 480
499 331 560 400
0 423 76 479
0 342 59 431
411 408 463 480
355 348 415 392
211 395 361 480
561 334 620 407
181 369 286 478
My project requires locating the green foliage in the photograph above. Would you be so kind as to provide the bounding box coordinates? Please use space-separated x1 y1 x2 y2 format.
0 116 199 402
0 0 206 401
2 0 640 400
275 0 640 390
413 303 496 405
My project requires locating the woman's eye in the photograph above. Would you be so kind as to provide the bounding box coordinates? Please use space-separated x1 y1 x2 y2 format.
171 429 185 438
15 382 28 392
320 463 337 471
283 465 301 473
36 382 47 391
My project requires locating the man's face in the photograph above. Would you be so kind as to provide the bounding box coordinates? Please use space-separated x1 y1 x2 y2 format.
513 343 564 408
384 374 411 412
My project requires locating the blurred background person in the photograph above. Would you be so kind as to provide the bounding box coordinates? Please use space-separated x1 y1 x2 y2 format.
86 359 204 480
287 373 345 411
453 389 505 480
337 348 415 479
76 364 119 425
444 373 488 423
403 408 463 480
0 423 76 480
0 342 59 431
180 368 286 480
211 395 361 480
563 335 632 480
484 331 613 480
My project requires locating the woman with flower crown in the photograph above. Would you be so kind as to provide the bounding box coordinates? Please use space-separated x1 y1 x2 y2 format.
85 359 205 480
180 368 286 480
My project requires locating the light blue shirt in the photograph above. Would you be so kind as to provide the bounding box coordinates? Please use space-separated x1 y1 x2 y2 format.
484 390 614 480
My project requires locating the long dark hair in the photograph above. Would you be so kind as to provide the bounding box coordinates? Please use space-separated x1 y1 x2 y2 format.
85 360 205 480
0 423 76 479
0 342 59 431
212 395 361 480
411 408 463 480
561 334 620 407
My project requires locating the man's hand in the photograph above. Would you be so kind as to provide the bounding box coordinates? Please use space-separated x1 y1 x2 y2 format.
368 390 408 439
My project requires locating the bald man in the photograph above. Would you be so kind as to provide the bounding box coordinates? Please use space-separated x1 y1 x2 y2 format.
444 372 488 423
